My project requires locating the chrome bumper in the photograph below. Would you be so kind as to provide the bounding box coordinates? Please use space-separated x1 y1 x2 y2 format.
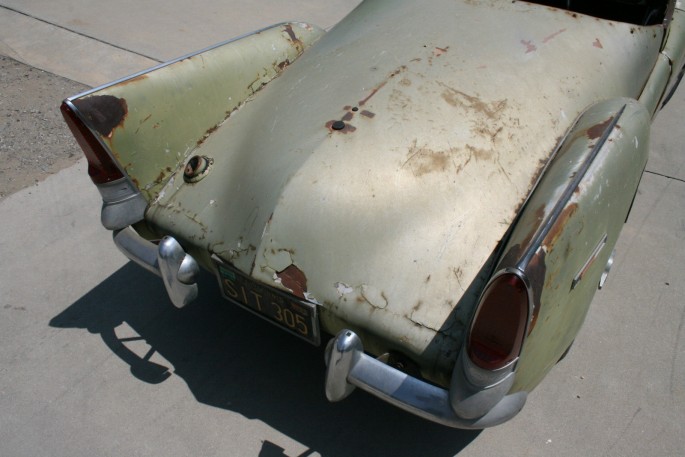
113 227 524 428
113 226 200 308
324 330 527 429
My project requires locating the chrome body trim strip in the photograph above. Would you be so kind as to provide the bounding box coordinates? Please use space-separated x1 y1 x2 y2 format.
572 233 608 290
63 23 316 103
518 104 626 270
324 330 526 429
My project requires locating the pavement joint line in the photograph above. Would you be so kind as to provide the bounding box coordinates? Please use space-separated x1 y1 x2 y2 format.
0 4 164 64
644 169 685 184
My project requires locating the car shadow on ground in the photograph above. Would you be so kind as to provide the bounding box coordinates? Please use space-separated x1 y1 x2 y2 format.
50 262 480 457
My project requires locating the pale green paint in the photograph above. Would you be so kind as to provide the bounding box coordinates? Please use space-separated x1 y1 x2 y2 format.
500 99 651 392
67 0 685 391
69 23 324 201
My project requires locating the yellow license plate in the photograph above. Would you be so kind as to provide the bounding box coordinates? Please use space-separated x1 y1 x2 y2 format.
214 260 320 345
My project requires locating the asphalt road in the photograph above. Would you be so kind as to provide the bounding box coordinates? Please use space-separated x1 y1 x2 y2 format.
0 55 87 199
1 2 684 456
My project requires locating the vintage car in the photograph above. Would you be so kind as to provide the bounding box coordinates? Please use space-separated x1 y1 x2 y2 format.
61 0 685 428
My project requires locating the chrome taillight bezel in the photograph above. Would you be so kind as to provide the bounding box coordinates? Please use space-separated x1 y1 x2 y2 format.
466 268 534 372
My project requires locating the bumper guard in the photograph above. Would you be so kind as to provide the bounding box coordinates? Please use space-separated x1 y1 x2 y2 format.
113 226 199 308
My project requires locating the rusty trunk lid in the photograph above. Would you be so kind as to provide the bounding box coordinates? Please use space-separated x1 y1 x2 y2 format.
145 0 663 384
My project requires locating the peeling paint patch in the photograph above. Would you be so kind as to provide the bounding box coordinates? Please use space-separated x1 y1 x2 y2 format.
593 38 604 49
335 282 354 297
277 58 291 70
282 24 304 52
303 292 320 305
276 264 307 299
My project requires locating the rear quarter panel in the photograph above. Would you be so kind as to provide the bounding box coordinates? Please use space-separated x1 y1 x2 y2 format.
498 99 651 392
66 23 324 202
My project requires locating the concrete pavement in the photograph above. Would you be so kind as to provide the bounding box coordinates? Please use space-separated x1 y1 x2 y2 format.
1 2 684 456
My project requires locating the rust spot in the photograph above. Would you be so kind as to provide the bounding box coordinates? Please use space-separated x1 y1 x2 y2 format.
117 73 149 87
390 66 407 77
72 95 128 137
283 24 303 50
197 124 220 146
360 110 375 118
544 202 578 249
465 144 494 161
529 155 549 189
587 116 614 140
433 46 449 57
325 120 356 134
439 84 507 120
521 39 537 54
404 141 453 176
359 65 407 106
276 264 308 300
342 111 354 122
359 82 387 106
542 28 566 43
593 38 604 49
277 59 291 70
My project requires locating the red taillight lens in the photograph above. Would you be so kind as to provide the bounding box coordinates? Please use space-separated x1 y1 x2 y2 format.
467 273 529 371
60 101 124 184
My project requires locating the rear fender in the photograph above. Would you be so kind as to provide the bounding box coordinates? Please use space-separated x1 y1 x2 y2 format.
64 22 324 208
493 98 650 392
